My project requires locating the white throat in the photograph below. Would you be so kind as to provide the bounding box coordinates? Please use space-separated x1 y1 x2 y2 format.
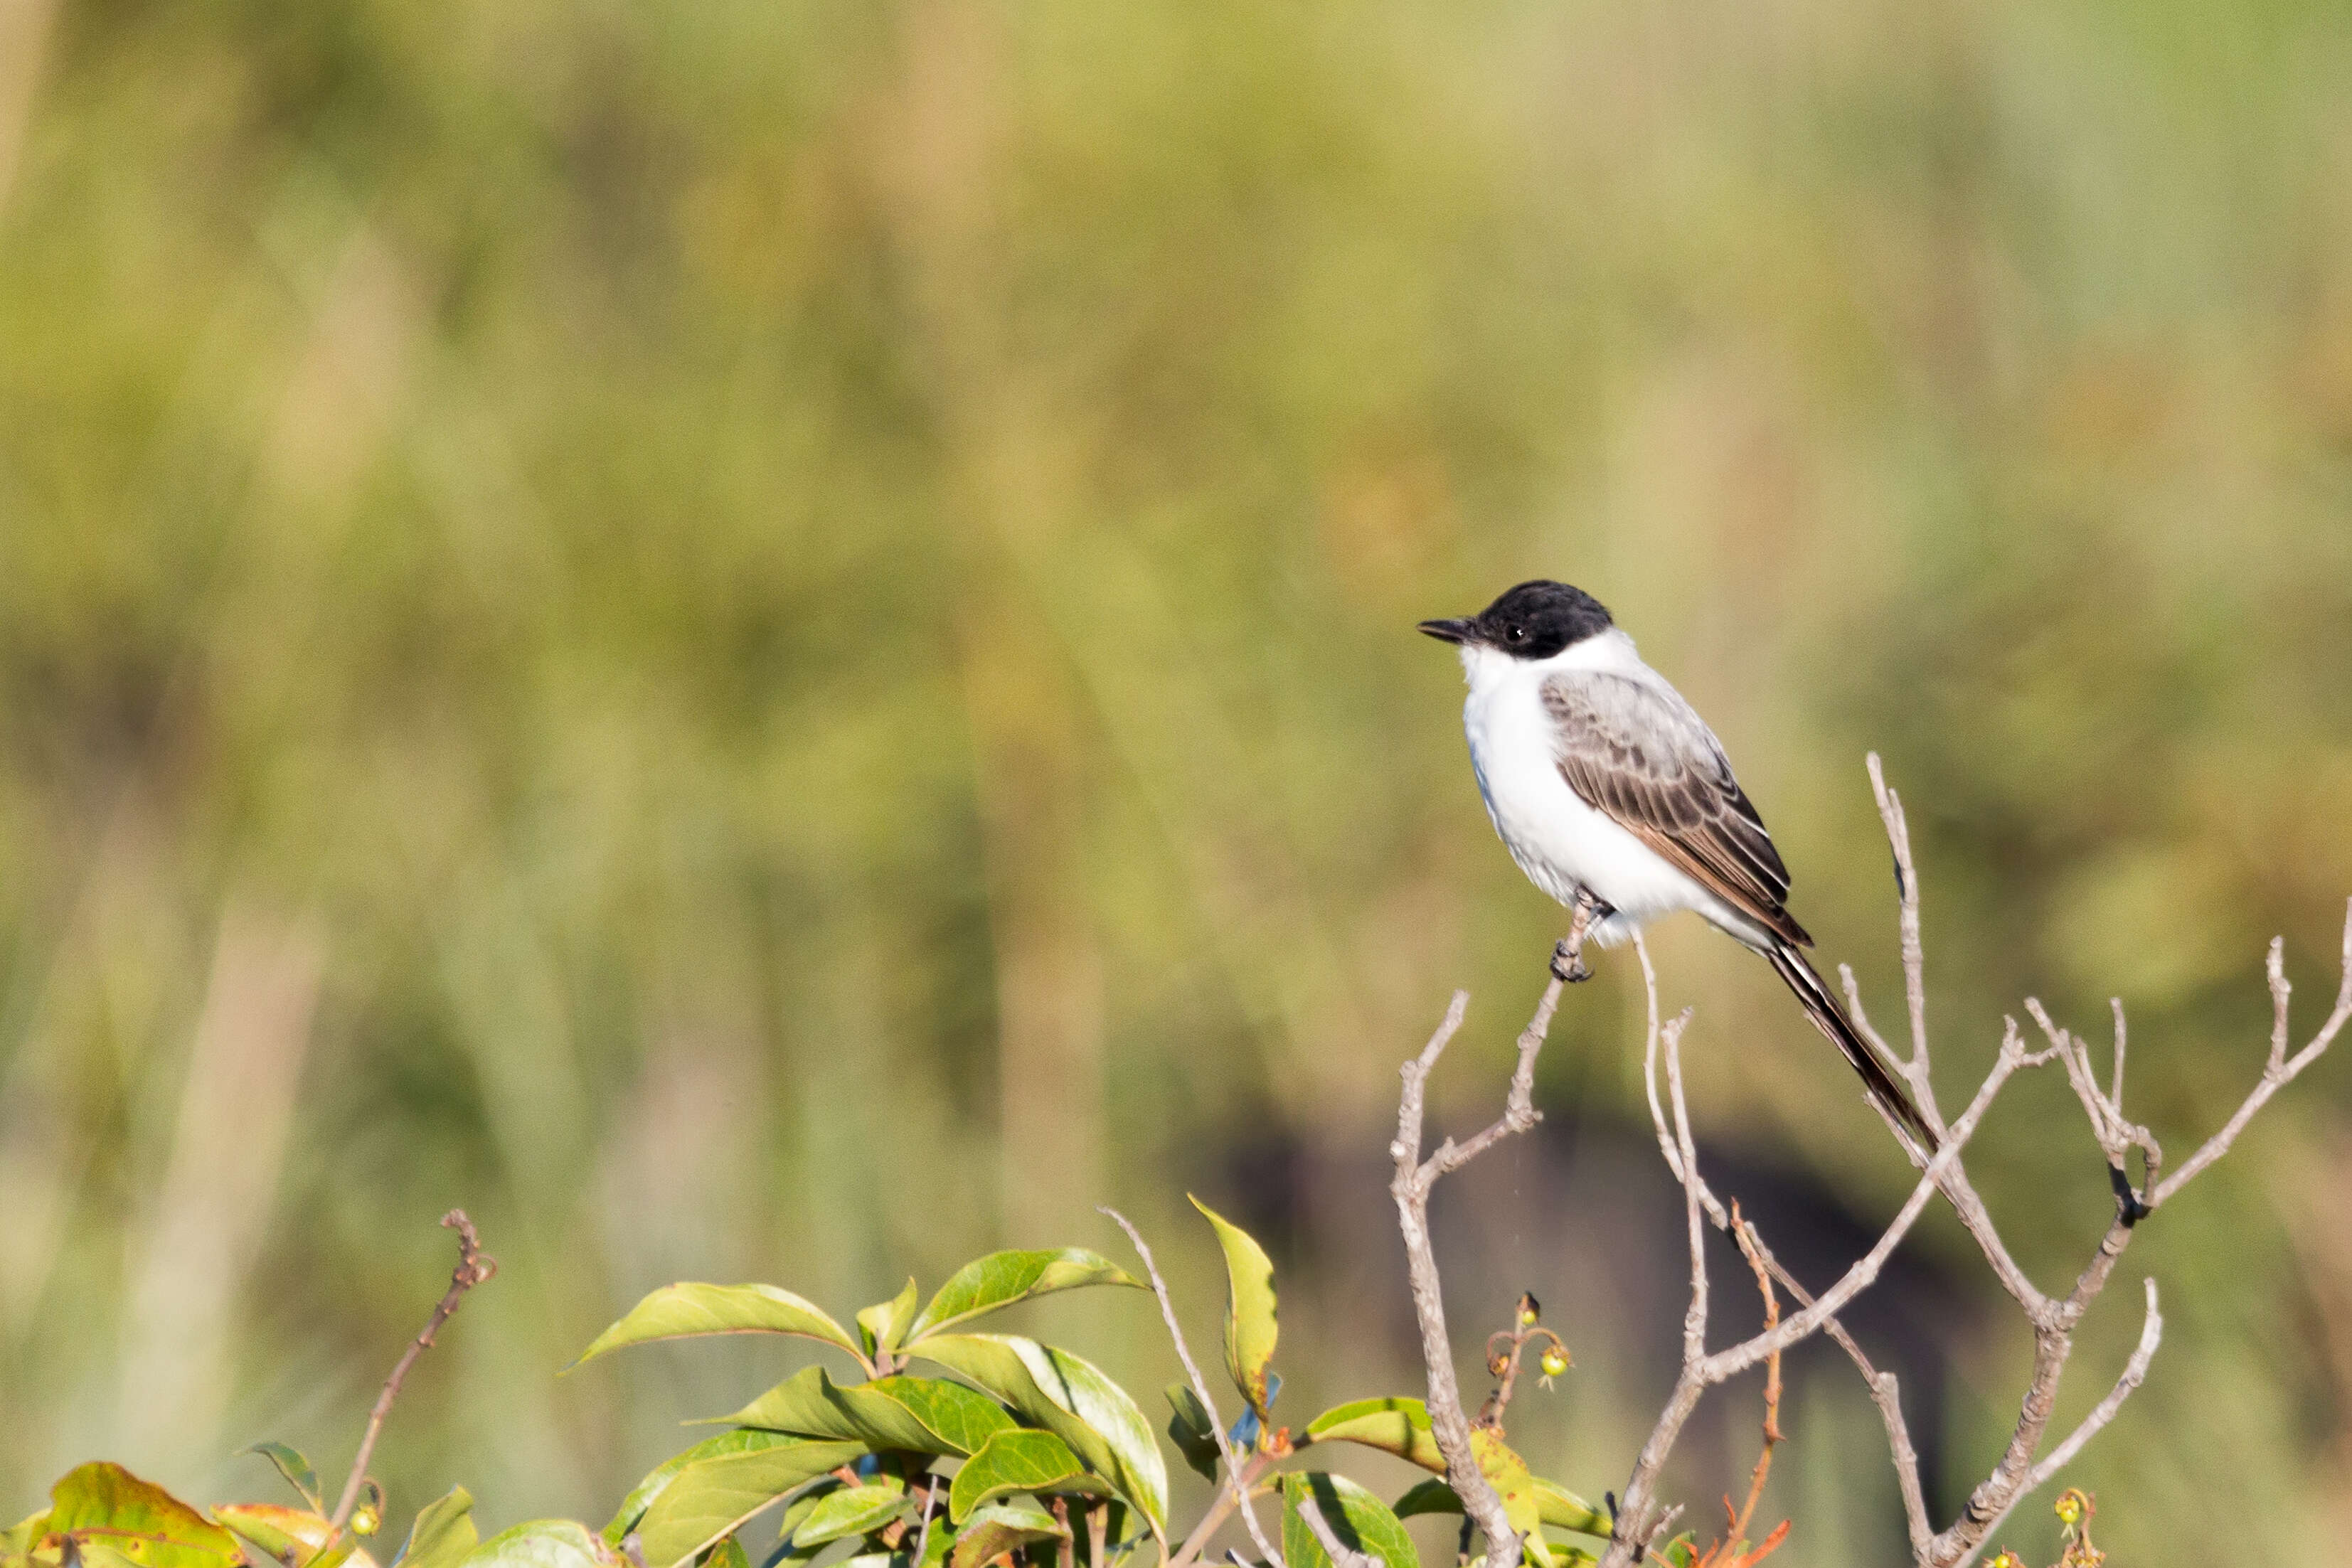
1456 625 1646 696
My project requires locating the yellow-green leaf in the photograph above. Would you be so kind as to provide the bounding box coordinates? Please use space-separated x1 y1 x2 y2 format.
1298 1399 1444 1473
573 1284 863 1367
1388 1481 1609 1545
459 1522 621 1568
213 1508 381 1568
606 1434 809 1546
905 1252 1143 1343
1530 1483 1609 1542
634 1441 865 1568
1188 1198 1277 1419
392 1489 478 1568
42 1464 241 1568
1468 1430 1550 1568
1279 1474 1419 1568
947 1431 1088 1522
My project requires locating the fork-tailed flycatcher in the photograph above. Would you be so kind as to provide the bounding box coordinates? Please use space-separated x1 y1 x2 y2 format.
1420 580 1937 1149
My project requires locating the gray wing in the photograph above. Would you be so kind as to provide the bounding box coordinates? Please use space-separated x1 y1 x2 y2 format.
1541 671 1809 946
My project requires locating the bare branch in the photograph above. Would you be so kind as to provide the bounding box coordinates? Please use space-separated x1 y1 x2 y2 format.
2149 902 2352 1207
1863 1367 1935 1562
1866 753 1932 1076
1958 1279 2165 1564
1389 899 1595 1568
2026 1279 2165 1493
1723 1212 1784 1549
1425 762 2336 1568
1294 1498 1380 1568
331 1210 496 1531
1100 1207 1285 1568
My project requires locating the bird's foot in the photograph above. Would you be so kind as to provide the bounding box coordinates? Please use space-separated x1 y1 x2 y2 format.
1550 938 1593 984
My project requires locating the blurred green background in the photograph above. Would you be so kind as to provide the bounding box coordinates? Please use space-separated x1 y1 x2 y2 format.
4 0 2351 1562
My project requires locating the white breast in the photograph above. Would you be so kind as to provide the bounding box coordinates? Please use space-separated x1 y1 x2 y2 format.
1456 634 1725 941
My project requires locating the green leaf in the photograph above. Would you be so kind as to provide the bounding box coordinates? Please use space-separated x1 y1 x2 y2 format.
43 1463 242 1568
1298 1399 1444 1473
946 1506 1065 1568
755 1493 838 1568
635 1440 866 1568
719 1367 1015 1458
1279 1475 1419 1568
858 1281 922 1360
1388 1482 1609 1545
606 1433 808 1546
905 1252 1142 1343
912 1335 1167 1540
1187 1199 1278 1419
459 1522 619 1568
789 1482 908 1550
393 1490 478 1568
947 1431 1087 1522
1388 1481 1454 1520
573 1284 864 1368
1161 1386 1220 1482
236 1445 323 1513
702 1540 749 1568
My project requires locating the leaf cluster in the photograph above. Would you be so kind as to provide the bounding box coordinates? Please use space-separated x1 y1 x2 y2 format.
4 1209 1613 1568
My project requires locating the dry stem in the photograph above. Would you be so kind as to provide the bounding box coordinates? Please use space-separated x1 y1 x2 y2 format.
1102 1206 1287 1568
331 1210 496 1531
1388 896 1594 1568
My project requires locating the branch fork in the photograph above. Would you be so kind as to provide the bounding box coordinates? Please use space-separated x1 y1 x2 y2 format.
1385 755 2348 1568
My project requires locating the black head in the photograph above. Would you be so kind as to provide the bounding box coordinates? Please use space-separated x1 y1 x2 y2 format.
1418 581 1614 660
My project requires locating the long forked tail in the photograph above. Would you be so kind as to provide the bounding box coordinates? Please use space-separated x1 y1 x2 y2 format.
1765 940 1940 1153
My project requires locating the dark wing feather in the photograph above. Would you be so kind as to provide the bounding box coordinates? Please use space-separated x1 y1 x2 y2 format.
1542 672 1810 946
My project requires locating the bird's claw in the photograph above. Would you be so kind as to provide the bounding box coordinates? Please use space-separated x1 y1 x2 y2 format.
1550 939 1593 984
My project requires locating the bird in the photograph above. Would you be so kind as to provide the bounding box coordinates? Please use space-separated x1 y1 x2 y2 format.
1420 579 1938 1150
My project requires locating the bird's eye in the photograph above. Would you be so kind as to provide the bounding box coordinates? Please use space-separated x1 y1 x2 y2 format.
1506 625 1526 642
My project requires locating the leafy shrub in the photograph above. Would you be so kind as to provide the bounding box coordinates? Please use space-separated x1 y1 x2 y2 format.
1 1202 1611 1568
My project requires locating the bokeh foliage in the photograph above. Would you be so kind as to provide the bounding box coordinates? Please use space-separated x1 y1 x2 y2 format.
2 1 2350 1564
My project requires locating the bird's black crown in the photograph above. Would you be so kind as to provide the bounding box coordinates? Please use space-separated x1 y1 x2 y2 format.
1419 580 1614 660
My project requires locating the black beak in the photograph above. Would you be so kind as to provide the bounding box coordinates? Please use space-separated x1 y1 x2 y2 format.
1417 618 1475 645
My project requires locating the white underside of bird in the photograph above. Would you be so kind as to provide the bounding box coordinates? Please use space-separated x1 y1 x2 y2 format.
1456 626 1771 951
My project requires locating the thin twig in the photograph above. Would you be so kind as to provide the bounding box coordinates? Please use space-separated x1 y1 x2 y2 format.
1959 1279 2164 1563
1725 1210 1783 1545
2149 905 2352 1206
331 1210 496 1530
1100 1207 1286 1568
913 1481 940 1568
